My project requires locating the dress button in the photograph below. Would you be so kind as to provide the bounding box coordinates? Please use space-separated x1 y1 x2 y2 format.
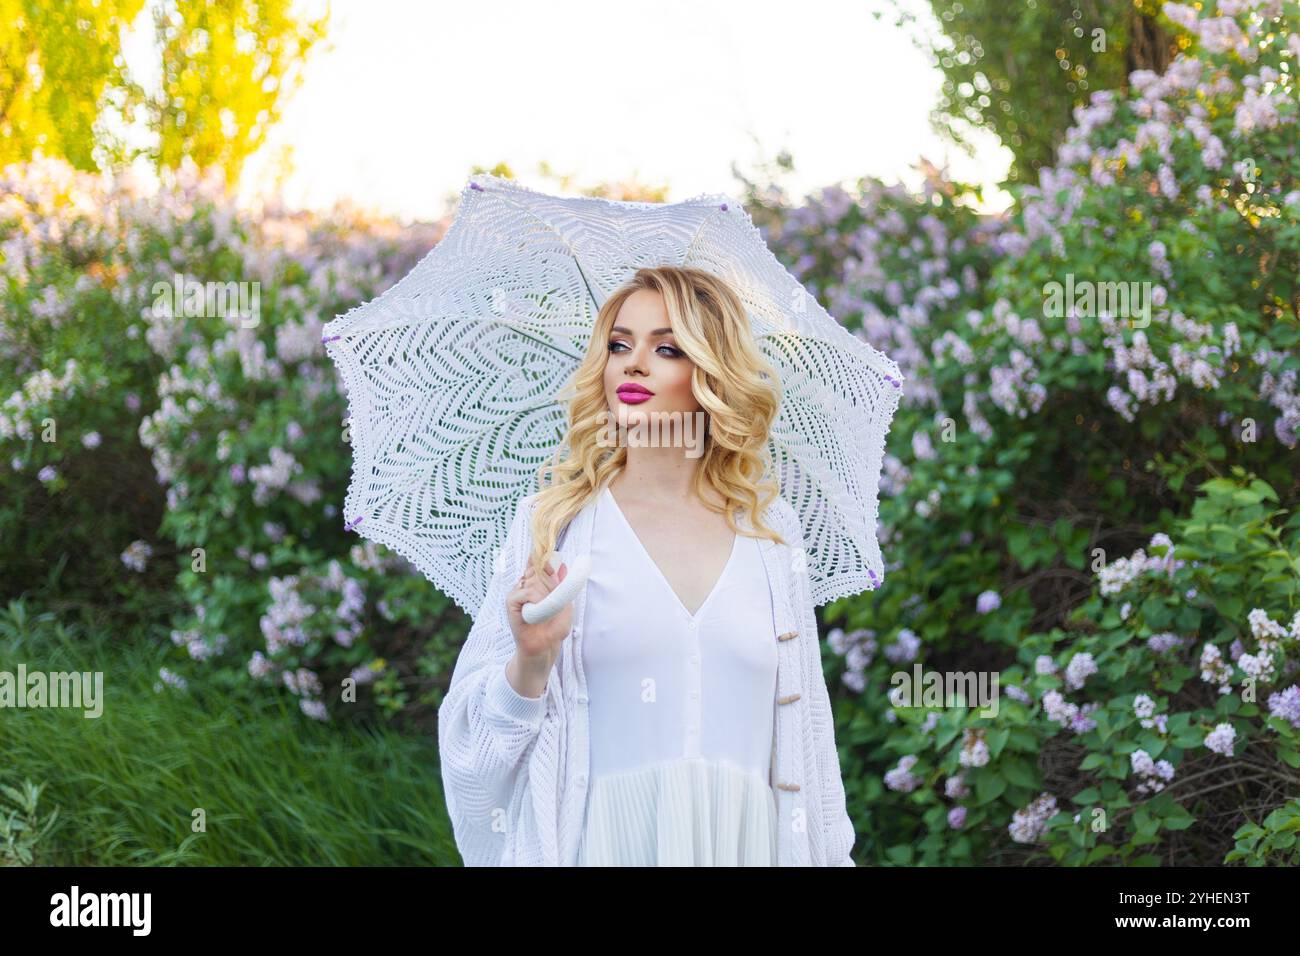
687 620 697 630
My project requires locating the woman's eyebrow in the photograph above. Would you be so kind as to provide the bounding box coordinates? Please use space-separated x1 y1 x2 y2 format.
611 326 674 336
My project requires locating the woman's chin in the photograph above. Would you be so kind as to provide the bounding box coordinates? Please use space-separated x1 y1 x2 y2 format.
612 401 654 425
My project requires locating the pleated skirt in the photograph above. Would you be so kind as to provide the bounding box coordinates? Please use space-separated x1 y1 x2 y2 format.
577 757 778 866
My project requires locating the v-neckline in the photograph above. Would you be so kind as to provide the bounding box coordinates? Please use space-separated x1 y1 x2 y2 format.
601 485 739 622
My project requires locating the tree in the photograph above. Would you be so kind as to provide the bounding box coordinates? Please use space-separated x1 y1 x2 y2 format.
0 0 327 187
148 0 328 189
880 0 1181 187
0 0 146 170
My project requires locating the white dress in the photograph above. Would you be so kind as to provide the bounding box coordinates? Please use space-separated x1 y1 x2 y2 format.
576 485 779 866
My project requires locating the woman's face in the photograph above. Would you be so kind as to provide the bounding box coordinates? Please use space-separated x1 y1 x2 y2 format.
602 289 701 427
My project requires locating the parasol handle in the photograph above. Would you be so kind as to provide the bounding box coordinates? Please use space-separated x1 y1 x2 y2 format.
521 553 591 624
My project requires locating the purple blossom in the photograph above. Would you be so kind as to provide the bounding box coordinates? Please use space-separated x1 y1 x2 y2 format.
1009 792 1057 843
1204 722 1236 757
884 754 923 792
1266 686 1300 730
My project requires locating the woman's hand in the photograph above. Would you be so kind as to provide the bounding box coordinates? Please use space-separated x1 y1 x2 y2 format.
504 553 573 697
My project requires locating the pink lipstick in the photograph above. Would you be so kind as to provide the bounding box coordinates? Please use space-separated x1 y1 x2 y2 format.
616 383 654 404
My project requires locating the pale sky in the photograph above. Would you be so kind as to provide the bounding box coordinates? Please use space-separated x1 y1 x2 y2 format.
123 0 1013 222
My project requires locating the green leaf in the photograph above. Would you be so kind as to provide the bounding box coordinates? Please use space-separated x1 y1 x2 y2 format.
1079 752 1108 770
1133 805 1159 836
986 726 1011 759
1163 807 1195 831
1086 844 1117 864
974 773 1008 806
1002 758 1038 788
885 844 914 865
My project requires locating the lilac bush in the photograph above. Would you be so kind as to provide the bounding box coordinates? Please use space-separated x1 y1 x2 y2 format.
0 152 459 722
755 0 1299 864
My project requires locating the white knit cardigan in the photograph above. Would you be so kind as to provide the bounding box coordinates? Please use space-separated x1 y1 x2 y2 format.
437 489 858 866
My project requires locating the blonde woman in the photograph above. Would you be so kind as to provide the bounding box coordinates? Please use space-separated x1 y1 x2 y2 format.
438 265 856 866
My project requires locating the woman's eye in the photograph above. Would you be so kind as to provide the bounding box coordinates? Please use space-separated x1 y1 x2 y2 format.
607 341 681 358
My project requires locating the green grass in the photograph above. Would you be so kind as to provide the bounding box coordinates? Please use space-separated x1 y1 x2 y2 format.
0 598 461 865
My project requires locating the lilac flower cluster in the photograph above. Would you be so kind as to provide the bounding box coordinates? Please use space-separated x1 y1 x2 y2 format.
1064 652 1098 691
1234 607 1294 684
120 539 153 573
153 667 188 693
1199 642 1235 695
884 754 923 793
826 626 878 693
1133 693 1169 733
247 447 307 507
1130 749 1176 795
1042 689 1101 734
1003 684 1032 704
248 560 369 720
170 623 229 661
0 359 85 441
1008 792 1058 844
1146 632 1188 653
257 561 366 655
1097 532 1183 596
1266 685 1300 729
1198 606 1299 696
958 728 989 768
945 773 970 799
1204 722 1237 757
884 628 921 663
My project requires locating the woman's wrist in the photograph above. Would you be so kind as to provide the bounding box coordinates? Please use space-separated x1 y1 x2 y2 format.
507 650 553 699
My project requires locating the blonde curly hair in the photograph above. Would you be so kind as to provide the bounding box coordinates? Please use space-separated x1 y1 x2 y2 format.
524 265 787 577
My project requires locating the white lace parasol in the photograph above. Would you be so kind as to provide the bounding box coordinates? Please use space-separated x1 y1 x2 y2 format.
322 173 903 619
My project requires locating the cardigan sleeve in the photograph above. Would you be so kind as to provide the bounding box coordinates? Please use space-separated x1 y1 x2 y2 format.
437 493 551 866
781 500 858 867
